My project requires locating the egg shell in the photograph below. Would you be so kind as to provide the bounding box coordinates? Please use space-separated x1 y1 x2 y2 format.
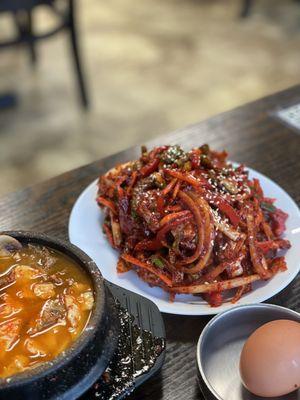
240 319 300 397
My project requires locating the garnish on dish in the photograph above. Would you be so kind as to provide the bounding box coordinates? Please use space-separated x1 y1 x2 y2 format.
97 145 291 307
0 235 94 378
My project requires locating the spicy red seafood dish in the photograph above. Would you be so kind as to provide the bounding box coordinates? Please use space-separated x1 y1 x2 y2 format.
96 144 291 307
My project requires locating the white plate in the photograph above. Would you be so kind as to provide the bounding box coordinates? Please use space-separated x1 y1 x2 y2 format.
68 167 300 315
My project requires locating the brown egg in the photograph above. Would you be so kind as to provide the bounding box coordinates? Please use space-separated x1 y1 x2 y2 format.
240 319 300 397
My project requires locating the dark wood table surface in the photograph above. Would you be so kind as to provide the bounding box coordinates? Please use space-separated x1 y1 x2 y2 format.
1 86 300 399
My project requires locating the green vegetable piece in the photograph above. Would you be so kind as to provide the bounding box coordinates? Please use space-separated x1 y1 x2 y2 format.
151 257 165 269
260 202 276 213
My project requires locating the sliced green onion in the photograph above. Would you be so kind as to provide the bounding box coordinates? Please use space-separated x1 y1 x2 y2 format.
151 257 165 269
260 202 276 213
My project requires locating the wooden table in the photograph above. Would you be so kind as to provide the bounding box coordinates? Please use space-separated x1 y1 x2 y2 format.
1 86 300 400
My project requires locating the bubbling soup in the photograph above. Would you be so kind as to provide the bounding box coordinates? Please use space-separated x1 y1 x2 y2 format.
0 242 94 379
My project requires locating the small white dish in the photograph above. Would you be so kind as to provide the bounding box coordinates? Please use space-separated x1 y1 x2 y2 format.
68 167 300 315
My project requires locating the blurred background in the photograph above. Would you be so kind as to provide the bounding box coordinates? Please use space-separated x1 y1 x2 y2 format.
0 0 300 196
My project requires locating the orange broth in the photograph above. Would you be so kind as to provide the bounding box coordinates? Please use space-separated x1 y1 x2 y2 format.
0 244 94 378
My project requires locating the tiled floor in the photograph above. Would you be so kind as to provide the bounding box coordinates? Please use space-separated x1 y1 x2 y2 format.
1 0 300 195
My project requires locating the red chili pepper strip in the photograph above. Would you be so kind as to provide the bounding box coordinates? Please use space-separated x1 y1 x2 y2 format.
97 196 117 215
211 196 241 227
164 169 212 189
116 176 127 198
252 178 263 197
157 197 165 215
150 146 168 159
159 210 192 228
161 178 177 196
134 239 161 252
172 180 181 199
140 158 160 177
165 205 182 212
121 253 173 287
156 212 194 245
126 171 138 195
256 239 291 254
247 214 271 279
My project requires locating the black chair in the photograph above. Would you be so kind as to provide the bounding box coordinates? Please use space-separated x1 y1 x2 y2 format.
0 0 89 109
